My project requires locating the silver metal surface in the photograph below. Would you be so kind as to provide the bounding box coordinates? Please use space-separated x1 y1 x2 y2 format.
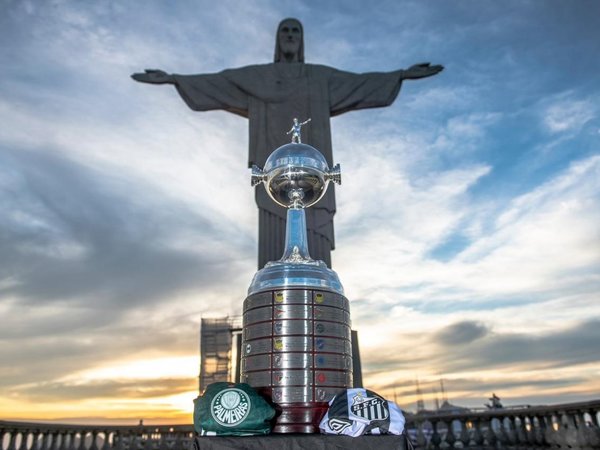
313 321 351 339
272 386 313 403
256 143 341 210
244 292 272 310
277 407 320 424
244 307 272 325
244 322 273 340
273 336 312 352
314 337 352 354
273 320 310 335
248 256 345 294
273 304 312 320
272 370 312 386
244 338 271 356
286 117 311 144
273 353 312 369
313 306 350 323
313 292 349 310
248 142 345 293
243 370 272 386
314 353 352 370
315 370 352 387
247 207 344 294
316 387 345 402
250 164 267 187
325 163 341 185
242 354 271 372
263 144 328 174
274 290 311 304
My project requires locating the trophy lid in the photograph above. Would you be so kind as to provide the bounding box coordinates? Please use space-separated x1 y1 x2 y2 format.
263 142 329 173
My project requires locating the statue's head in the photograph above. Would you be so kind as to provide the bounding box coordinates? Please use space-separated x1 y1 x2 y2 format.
274 18 304 63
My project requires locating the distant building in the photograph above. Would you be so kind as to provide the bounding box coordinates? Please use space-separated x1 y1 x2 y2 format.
198 317 242 393
437 400 471 414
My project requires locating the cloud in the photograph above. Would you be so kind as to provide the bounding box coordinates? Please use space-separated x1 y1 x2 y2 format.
0 312 200 388
430 319 600 372
11 378 197 403
435 320 489 345
336 153 600 307
0 146 248 307
359 317 600 407
432 112 502 156
380 375 587 399
0 145 252 393
542 94 596 135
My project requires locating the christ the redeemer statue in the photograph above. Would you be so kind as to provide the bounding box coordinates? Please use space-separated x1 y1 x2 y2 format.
132 18 442 269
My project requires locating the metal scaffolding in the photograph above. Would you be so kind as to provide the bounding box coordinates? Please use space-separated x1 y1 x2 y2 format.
198 317 242 393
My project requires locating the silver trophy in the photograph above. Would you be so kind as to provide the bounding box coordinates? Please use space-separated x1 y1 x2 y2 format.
241 126 352 433
249 141 342 292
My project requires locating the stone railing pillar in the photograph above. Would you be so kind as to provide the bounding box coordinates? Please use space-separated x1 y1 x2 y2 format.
515 415 528 445
582 408 600 449
458 420 469 447
471 418 484 447
29 433 39 450
430 420 442 449
414 420 428 449
445 420 457 448
6 430 17 450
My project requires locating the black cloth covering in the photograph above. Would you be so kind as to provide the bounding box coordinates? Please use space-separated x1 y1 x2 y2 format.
192 433 411 449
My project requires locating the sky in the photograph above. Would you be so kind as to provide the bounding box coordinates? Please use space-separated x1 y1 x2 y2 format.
1 0 599 424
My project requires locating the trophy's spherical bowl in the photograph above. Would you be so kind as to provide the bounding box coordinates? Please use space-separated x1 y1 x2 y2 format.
267 166 326 208
264 143 330 208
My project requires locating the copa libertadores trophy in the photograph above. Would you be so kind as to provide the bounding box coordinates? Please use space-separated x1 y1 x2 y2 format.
241 119 352 433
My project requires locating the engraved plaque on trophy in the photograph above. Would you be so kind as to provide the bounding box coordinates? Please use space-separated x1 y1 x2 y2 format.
241 123 352 433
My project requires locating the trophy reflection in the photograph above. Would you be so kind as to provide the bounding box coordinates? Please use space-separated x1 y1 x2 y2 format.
241 127 352 433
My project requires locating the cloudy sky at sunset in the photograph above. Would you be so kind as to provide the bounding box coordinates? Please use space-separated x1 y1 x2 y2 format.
1 0 599 424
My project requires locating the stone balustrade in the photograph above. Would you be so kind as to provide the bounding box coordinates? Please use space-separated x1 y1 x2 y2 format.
0 422 194 450
2 399 599 449
406 399 600 449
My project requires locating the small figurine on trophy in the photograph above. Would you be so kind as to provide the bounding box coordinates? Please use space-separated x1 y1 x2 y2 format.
286 117 311 144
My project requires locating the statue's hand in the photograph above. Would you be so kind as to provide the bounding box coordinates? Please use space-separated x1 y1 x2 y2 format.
402 63 444 80
131 69 174 84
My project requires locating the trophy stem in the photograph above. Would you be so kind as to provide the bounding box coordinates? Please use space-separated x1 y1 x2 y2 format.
280 207 312 263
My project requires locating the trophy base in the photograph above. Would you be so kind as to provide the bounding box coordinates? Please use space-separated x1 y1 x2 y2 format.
241 287 353 434
273 403 330 434
256 390 328 433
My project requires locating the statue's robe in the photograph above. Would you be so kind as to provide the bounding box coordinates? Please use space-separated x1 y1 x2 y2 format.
173 63 403 268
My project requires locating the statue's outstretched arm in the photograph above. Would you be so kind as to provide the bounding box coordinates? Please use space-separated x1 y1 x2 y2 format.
400 63 444 80
131 69 175 85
